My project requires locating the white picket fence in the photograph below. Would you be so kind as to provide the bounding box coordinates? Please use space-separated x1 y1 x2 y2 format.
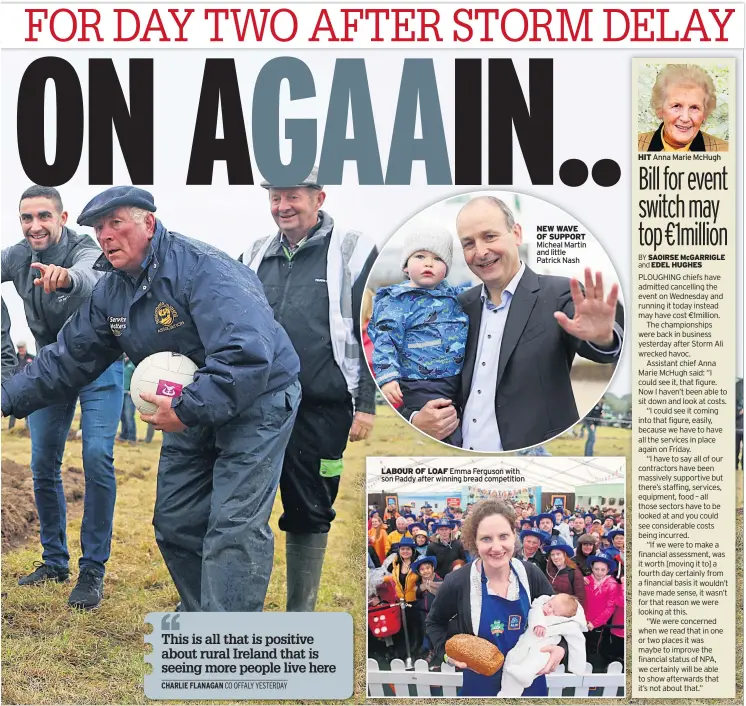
367 658 625 698
367 659 462 698
545 661 624 697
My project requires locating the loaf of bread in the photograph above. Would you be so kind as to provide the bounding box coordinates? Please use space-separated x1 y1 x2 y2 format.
445 634 505 676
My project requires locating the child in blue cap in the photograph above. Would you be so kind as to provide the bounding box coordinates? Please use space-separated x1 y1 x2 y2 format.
412 555 442 660
583 555 621 662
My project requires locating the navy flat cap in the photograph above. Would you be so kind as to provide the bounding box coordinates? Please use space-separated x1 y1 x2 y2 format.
77 186 156 226
260 166 323 190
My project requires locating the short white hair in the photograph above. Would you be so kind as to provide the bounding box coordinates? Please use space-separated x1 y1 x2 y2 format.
93 206 152 229
128 207 149 223
652 64 717 120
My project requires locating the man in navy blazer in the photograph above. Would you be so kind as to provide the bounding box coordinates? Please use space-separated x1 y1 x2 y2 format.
411 196 623 452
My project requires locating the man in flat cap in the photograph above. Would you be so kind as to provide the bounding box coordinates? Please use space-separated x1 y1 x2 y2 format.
425 520 465 578
241 168 377 611
2 186 302 612
1 185 123 610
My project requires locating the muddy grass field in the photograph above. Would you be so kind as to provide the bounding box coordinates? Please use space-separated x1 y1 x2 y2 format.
2 408 740 704
1 458 85 552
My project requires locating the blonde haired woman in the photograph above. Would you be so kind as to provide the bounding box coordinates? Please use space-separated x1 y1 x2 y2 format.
368 515 388 564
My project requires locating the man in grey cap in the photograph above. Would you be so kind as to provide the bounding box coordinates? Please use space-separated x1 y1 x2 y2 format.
1 300 18 383
3 186 302 612
1 185 124 609
7 339 34 429
241 168 378 611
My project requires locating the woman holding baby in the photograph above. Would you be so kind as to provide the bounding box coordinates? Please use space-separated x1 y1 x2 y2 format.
425 500 569 696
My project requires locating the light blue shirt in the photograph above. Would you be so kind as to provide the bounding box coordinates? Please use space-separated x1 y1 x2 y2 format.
462 264 622 451
462 263 526 451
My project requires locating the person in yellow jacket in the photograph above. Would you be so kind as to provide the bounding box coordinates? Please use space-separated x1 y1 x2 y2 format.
385 516 412 555
390 537 423 658
368 515 389 565
390 537 418 601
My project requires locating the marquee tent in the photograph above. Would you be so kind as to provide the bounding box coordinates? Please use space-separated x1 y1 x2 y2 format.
367 456 625 494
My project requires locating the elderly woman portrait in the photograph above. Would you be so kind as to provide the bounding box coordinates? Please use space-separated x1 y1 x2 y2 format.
638 64 728 152
425 500 566 696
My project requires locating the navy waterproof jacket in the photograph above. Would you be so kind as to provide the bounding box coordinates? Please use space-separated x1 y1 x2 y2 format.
1 223 300 427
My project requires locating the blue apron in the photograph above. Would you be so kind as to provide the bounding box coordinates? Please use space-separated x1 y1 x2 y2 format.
461 563 548 696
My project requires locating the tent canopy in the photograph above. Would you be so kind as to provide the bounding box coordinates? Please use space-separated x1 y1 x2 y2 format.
367 457 625 494
574 481 625 497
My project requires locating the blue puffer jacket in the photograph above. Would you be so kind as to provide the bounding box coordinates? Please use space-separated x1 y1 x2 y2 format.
369 281 468 384
1 223 300 427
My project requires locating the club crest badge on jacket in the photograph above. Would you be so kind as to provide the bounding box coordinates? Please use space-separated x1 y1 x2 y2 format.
154 302 184 333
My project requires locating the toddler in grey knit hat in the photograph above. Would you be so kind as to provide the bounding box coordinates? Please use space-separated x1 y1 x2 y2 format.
369 221 468 447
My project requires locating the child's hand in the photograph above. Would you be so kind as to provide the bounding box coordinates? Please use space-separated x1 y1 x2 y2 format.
587 621 594 630
534 625 546 638
381 380 403 406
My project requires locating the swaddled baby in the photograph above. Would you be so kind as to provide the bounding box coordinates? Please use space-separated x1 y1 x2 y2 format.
497 594 588 696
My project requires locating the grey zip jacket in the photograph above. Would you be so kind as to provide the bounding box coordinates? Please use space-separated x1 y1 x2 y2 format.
2 227 103 348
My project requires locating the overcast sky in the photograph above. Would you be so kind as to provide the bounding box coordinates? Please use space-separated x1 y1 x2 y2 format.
3 49 742 388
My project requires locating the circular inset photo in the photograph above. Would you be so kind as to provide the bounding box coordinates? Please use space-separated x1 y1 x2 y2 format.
362 191 625 453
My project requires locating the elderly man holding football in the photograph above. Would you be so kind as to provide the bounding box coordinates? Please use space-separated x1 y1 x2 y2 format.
2 186 301 613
